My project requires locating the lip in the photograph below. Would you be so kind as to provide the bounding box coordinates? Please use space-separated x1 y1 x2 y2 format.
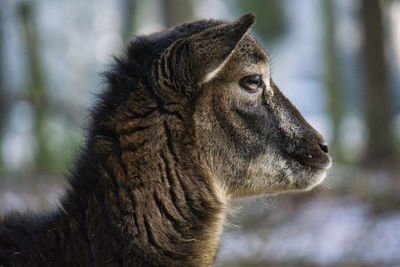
305 156 332 170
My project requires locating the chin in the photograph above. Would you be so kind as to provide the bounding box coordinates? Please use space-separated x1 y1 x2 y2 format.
244 152 332 196
293 162 331 192
289 154 332 190
301 169 329 191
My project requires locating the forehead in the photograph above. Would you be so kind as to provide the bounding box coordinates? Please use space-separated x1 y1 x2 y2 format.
236 34 268 63
223 33 270 76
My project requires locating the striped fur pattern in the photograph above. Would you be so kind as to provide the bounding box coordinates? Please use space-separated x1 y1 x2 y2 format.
0 14 330 266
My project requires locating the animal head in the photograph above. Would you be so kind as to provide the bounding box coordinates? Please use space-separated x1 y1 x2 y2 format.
115 13 331 200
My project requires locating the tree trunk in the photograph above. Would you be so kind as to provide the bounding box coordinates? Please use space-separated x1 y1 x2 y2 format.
160 0 193 28
121 0 136 43
360 0 396 166
0 5 5 167
18 2 51 170
322 0 346 160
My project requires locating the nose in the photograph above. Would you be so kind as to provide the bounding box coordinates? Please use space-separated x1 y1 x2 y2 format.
318 142 329 154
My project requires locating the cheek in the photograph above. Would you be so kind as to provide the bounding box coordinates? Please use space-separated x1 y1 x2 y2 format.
245 151 292 189
229 99 271 156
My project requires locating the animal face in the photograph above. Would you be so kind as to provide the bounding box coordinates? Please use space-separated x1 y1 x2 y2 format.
152 14 331 199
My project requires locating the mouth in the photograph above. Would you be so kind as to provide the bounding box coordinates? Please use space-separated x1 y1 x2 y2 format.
288 151 332 173
286 154 331 191
303 156 332 171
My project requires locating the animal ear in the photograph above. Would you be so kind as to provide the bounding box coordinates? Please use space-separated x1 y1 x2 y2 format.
151 13 256 101
188 13 256 84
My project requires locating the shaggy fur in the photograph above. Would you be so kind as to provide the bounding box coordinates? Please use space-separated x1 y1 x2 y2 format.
0 14 330 266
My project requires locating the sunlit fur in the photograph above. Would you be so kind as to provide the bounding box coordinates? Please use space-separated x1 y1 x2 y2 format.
0 14 330 266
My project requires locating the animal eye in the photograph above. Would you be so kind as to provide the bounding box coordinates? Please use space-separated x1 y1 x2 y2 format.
239 75 263 92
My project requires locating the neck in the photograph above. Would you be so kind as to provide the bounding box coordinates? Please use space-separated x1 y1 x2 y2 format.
63 98 227 266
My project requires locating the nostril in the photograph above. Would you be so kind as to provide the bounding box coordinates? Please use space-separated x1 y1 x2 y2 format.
319 142 329 153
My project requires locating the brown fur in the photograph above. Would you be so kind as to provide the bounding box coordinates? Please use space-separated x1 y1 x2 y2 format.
0 14 330 266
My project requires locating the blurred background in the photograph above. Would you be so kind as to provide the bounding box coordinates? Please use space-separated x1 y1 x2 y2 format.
0 0 399 266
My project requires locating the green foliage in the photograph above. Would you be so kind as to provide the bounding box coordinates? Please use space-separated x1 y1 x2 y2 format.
236 0 286 43
162 0 194 27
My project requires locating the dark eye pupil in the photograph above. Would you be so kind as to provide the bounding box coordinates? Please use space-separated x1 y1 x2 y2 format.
247 75 260 85
239 74 263 92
